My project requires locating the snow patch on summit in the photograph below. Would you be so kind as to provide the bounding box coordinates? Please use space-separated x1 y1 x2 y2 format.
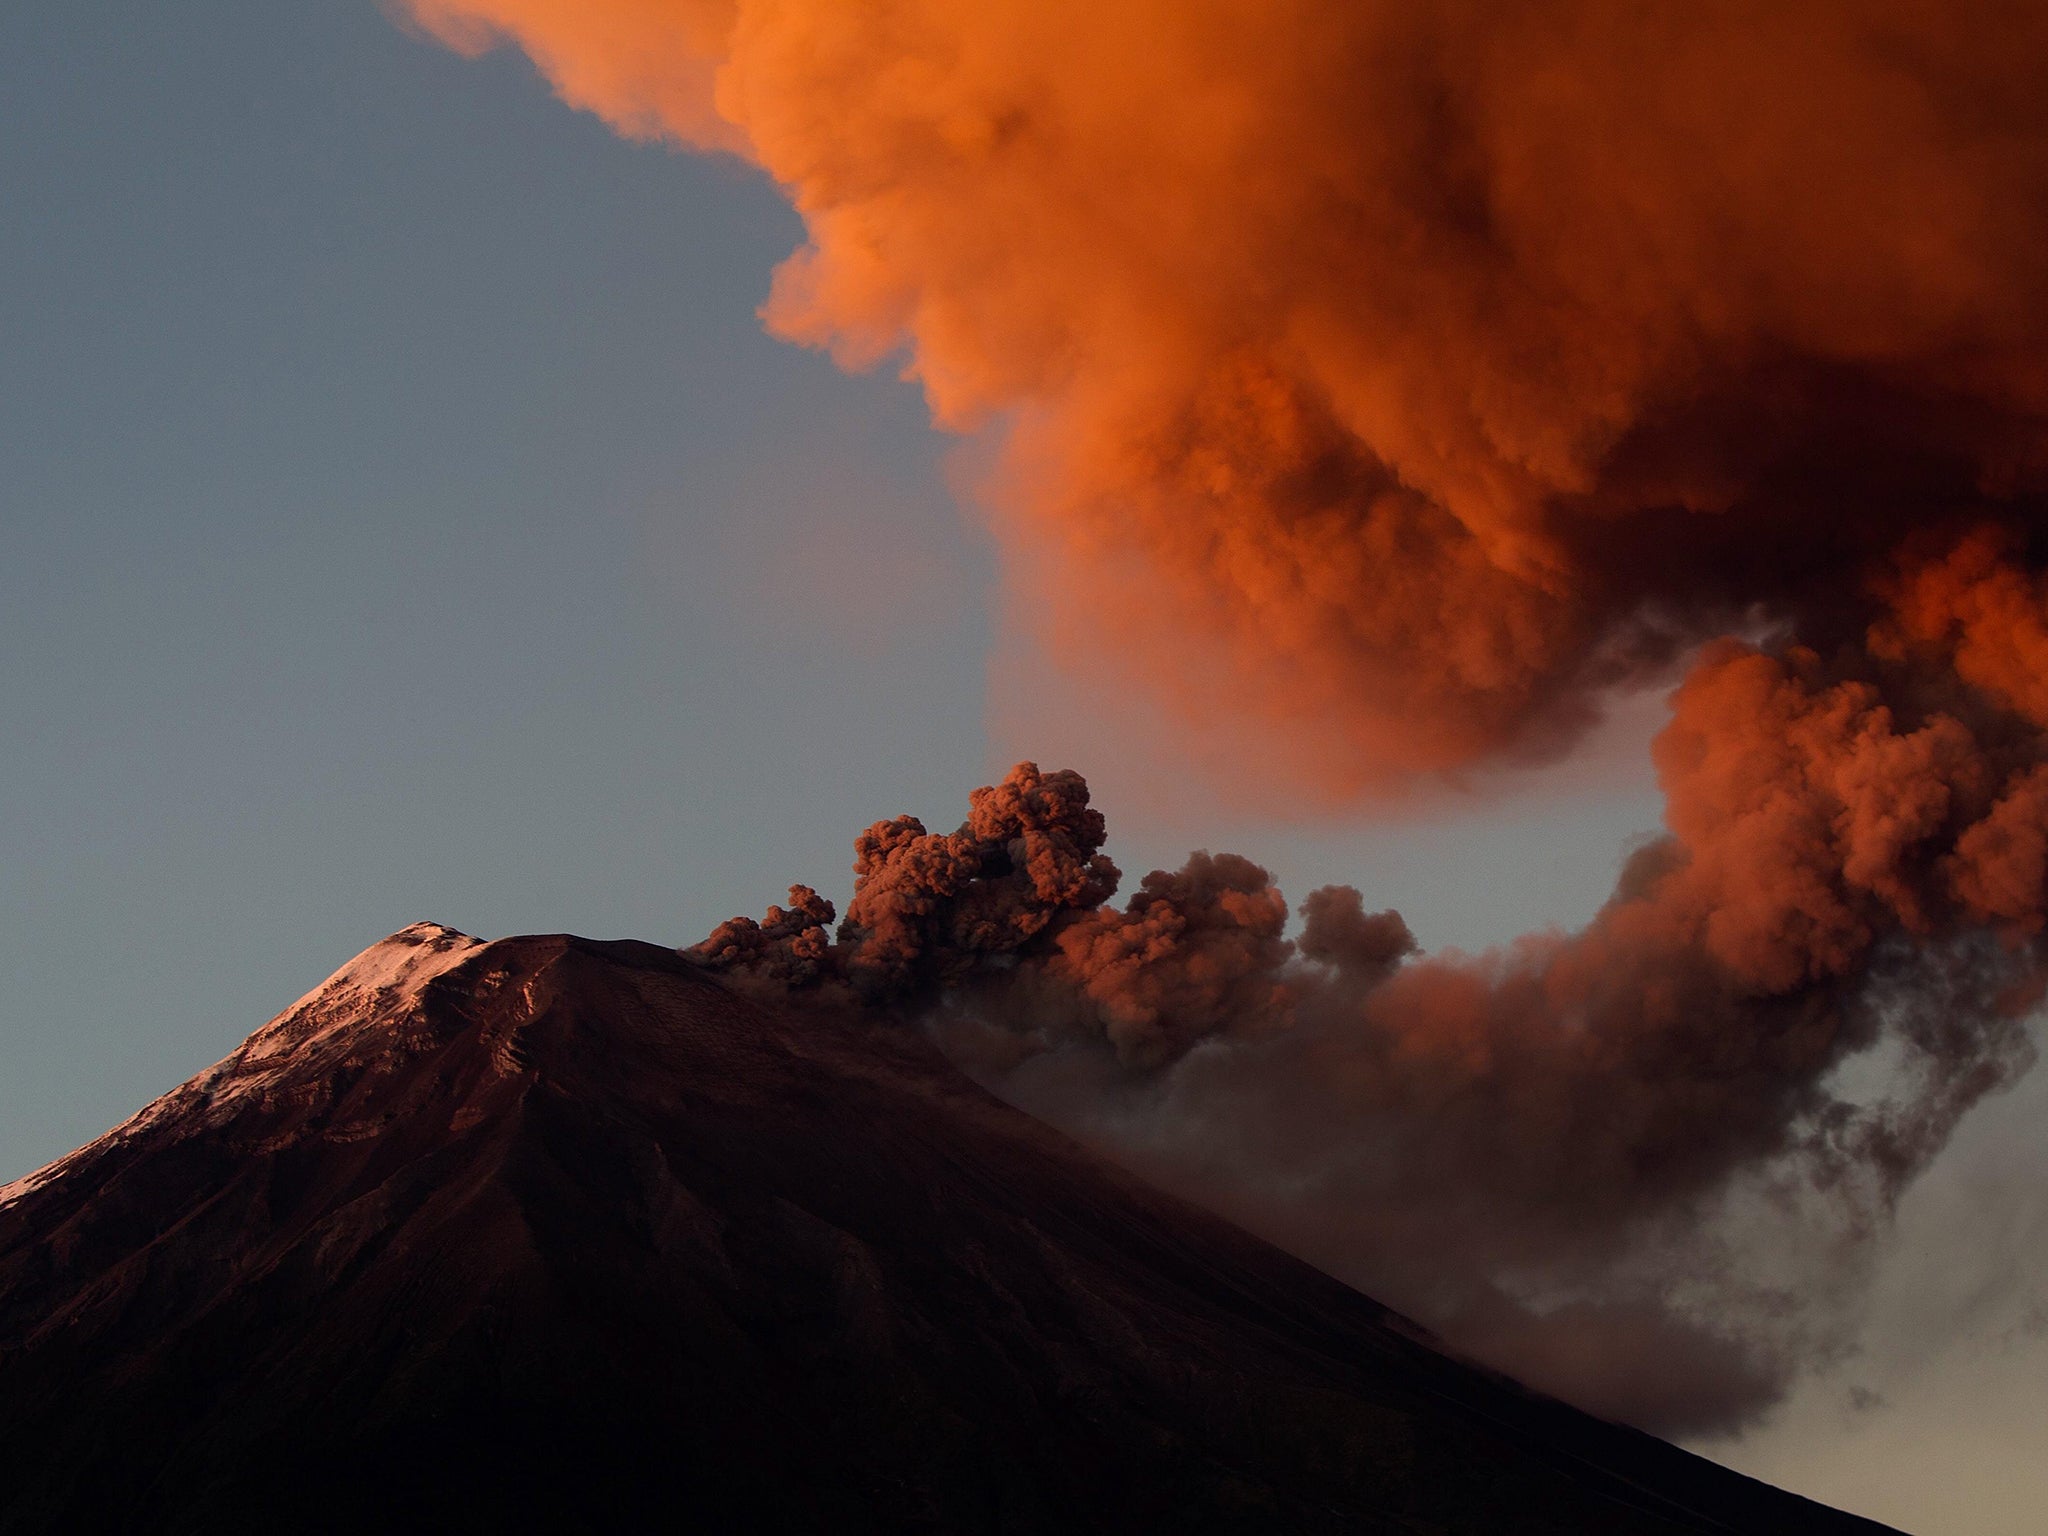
0 923 490 1210
241 921 488 1065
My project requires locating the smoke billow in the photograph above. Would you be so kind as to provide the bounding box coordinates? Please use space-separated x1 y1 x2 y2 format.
695 762 1119 998
402 0 2048 1435
686 728 2039 1432
406 0 2048 795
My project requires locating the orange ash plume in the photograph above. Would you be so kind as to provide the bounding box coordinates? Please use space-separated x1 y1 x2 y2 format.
400 0 2048 1435
409 0 2048 793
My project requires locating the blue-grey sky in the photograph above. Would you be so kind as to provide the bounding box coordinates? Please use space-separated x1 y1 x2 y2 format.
25 7 2048 1531
1 0 988 1170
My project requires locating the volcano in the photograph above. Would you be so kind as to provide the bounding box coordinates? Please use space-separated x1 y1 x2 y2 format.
0 923 1893 1534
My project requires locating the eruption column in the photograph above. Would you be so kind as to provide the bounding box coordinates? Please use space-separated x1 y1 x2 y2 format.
403 0 2048 1432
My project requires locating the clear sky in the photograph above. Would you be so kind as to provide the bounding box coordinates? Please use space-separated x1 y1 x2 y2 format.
3 5 2042 1532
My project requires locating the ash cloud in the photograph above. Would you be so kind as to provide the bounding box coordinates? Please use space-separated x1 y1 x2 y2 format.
690 715 2043 1434
402 0 2048 1437
408 0 2048 797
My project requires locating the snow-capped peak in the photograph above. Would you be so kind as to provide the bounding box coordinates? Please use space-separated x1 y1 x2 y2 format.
0 922 492 1210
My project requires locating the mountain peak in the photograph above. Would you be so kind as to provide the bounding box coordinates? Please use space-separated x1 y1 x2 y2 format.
0 922 490 1213
0 930 1898 1533
243 919 488 1061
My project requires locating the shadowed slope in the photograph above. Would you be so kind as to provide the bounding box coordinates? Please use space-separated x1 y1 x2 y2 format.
0 924 1898 1534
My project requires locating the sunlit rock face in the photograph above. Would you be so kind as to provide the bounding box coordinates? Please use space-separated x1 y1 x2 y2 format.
0 924 1893 1534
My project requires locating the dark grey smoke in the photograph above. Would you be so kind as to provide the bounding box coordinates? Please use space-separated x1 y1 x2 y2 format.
691 749 2040 1436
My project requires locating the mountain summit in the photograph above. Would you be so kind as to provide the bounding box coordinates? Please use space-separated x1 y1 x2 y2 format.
0 924 1894 1533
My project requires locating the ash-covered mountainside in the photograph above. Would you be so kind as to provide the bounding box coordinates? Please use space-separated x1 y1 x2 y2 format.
0 924 1896 1535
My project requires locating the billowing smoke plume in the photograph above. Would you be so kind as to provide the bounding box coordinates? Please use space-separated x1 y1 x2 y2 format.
400 0 2048 1434
691 728 2039 1433
407 0 2048 795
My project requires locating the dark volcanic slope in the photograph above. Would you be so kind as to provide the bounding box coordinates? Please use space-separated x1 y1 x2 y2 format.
0 925 1894 1535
